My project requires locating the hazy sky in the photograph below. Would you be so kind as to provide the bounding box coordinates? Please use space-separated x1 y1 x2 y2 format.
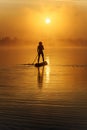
0 0 87 46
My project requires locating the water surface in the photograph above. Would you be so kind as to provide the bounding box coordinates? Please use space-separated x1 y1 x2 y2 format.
0 48 87 129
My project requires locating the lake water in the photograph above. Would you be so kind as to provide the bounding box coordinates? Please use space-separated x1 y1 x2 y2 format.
0 47 87 130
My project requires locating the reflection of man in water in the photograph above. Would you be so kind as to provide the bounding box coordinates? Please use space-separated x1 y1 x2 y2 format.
38 67 44 89
37 41 44 63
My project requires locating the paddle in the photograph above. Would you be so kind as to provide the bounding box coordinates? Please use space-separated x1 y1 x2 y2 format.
21 55 37 66
31 55 38 65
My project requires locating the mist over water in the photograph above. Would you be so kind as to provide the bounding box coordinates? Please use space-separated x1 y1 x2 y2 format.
0 46 87 129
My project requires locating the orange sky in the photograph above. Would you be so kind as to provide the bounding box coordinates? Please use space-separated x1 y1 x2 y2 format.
0 0 87 47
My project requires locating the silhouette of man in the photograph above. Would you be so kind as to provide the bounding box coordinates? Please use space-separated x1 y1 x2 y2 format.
37 41 44 63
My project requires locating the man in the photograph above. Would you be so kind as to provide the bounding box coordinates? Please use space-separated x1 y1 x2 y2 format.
37 41 44 63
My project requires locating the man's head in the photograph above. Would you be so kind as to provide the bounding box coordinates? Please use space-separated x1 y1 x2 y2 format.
39 41 42 45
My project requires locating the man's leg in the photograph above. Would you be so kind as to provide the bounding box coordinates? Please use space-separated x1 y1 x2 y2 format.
42 53 44 62
38 53 40 63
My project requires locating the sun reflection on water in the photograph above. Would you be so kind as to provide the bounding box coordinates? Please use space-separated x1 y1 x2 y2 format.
45 56 50 83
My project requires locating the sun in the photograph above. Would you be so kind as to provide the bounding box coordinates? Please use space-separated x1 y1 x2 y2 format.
45 18 51 24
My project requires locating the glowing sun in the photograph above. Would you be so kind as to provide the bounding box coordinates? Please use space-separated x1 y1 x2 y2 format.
45 18 51 24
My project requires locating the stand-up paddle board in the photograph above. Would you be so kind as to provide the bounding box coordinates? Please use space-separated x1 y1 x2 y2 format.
35 61 48 67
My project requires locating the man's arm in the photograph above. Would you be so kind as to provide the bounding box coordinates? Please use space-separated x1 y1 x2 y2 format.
37 46 39 52
42 45 44 50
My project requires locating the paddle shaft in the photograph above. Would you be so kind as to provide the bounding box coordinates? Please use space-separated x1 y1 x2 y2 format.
32 55 38 64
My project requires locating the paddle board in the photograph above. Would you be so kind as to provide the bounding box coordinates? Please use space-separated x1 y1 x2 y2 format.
35 61 48 67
